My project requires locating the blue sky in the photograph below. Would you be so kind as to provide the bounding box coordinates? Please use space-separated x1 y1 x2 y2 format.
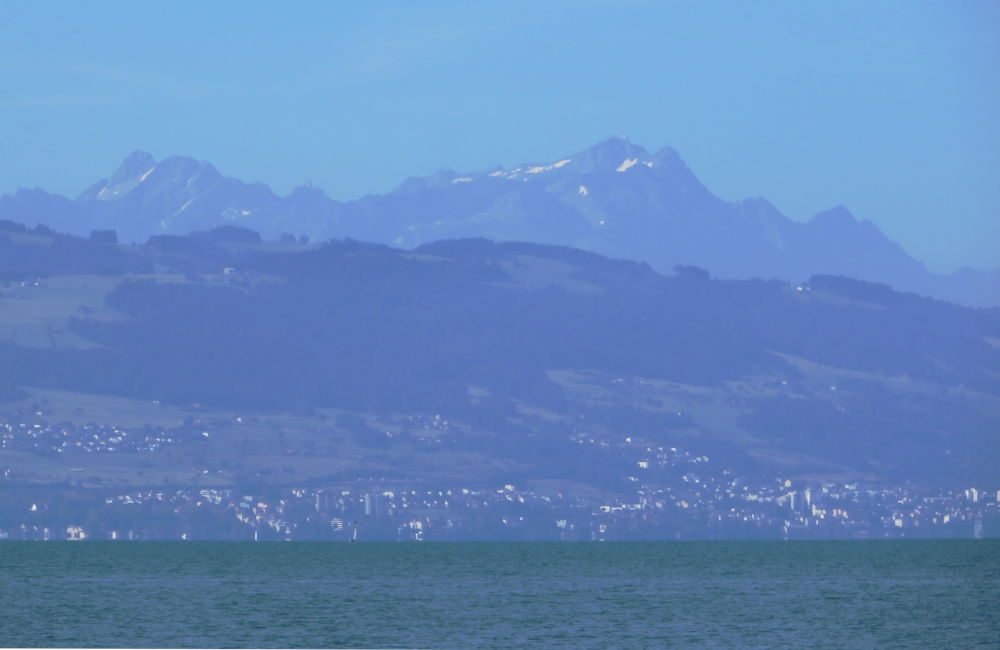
1 0 997 271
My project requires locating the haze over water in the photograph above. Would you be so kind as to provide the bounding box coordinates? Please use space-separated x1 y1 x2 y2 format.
2 3 999 648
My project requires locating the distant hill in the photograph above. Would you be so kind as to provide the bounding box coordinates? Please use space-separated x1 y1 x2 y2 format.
1 224 998 484
1 138 997 307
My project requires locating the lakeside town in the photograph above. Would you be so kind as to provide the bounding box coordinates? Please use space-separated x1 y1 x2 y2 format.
4 473 995 542
2 410 996 541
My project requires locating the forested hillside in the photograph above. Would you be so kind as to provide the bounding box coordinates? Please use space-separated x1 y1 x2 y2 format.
1 224 998 483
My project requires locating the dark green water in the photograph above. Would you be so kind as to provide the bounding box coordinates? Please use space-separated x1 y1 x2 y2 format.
1 541 997 648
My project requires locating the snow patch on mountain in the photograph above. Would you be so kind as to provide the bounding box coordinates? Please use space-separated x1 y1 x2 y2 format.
525 158 572 174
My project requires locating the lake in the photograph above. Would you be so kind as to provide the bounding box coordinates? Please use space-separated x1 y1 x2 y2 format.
2 540 997 648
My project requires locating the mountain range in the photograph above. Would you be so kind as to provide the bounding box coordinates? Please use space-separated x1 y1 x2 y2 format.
1 137 997 306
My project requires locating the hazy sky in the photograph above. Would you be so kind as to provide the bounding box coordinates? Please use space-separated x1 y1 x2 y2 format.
1 1 997 272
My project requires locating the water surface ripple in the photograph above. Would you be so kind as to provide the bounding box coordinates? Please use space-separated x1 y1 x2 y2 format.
1 540 997 648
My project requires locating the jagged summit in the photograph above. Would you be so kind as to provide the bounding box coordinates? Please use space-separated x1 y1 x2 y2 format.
0 138 996 306
442 137 689 189
109 151 156 185
810 204 857 228
79 152 223 205
570 136 653 173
